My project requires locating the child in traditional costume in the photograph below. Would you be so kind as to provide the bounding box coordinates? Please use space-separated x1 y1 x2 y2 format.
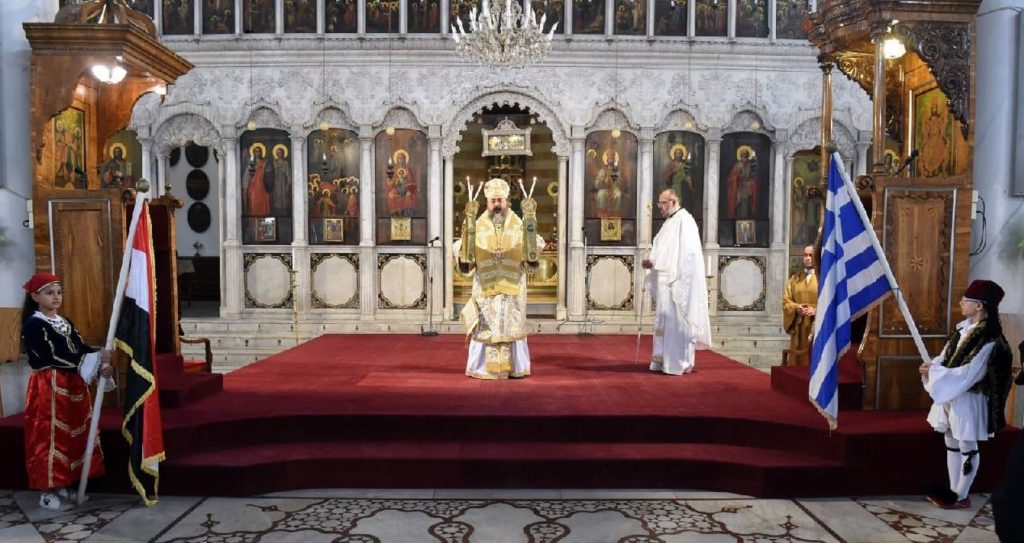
21 273 113 511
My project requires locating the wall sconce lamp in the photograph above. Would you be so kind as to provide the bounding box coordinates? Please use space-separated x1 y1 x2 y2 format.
882 23 906 59
91 56 128 84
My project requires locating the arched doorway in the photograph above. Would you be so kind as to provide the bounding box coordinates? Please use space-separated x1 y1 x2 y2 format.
450 104 563 318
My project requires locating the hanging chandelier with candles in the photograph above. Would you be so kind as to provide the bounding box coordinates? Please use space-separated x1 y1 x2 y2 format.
451 0 557 68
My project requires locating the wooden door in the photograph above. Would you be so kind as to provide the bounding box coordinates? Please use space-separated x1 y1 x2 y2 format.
49 199 117 346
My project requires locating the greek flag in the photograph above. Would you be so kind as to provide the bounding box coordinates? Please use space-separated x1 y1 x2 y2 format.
809 153 893 429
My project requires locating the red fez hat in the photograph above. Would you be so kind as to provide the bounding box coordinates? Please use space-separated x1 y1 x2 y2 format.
23 272 61 294
963 279 1004 308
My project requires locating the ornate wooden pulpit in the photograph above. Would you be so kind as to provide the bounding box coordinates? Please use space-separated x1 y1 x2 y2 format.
806 0 981 409
24 0 192 347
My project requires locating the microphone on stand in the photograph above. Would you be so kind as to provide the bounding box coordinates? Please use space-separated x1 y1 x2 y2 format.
893 149 919 176
422 235 441 336
579 226 593 337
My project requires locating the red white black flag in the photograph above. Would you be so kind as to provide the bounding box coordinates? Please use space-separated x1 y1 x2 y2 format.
114 201 165 505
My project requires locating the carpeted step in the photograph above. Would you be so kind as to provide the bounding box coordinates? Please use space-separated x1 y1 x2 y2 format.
769 352 864 410
158 372 223 408
160 441 848 498
156 353 185 375
154 413 849 463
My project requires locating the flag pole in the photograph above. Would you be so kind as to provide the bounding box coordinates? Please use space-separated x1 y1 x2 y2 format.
77 188 148 505
832 152 932 365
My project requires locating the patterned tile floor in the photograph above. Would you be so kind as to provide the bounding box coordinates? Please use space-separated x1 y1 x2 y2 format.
0 489 999 543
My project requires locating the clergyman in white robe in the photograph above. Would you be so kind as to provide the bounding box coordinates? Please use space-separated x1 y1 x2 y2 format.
643 189 711 375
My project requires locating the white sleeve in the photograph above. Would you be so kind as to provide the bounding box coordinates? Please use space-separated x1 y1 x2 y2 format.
924 342 994 404
78 352 101 383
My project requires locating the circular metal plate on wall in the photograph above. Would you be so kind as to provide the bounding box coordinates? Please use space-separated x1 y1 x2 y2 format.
185 143 209 168
186 169 210 200
187 202 212 233
169 147 181 167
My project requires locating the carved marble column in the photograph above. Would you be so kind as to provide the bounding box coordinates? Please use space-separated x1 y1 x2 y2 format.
317 0 325 33
727 0 737 38
564 0 573 37
155 153 168 197
704 129 722 248
290 134 308 245
223 136 241 244
139 138 153 189
443 156 455 320
568 128 586 319
557 155 568 320
427 126 443 319
358 128 374 246
855 142 870 178
646 0 655 39
276 0 285 34
783 152 795 247
771 129 788 247
767 130 789 316
222 133 243 318
358 126 375 317
290 133 309 313
192 0 201 37
637 128 654 249
687 0 695 37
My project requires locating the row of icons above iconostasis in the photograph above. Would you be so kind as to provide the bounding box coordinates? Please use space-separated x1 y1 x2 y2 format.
92 0 812 41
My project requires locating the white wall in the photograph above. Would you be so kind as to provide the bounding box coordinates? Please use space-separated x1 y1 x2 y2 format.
0 0 57 308
974 0 1024 426
972 0 1024 316
167 147 221 259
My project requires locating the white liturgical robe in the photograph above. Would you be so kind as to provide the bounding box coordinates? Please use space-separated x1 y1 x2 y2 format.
645 207 711 375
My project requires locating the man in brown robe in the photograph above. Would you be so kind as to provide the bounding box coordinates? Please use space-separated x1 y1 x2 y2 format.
782 245 817 366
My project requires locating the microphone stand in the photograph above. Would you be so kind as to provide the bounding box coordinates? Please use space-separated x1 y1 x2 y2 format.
422 236 440 336
892 150 919 176
578 226 594 337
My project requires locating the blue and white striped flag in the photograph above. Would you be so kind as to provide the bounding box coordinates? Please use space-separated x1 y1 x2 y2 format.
809 153 893 429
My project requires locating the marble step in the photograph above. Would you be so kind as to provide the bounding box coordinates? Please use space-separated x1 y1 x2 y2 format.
180 317 790 373
181 318 787 338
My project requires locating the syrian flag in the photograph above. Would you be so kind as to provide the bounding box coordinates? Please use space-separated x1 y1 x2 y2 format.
114 201 165 505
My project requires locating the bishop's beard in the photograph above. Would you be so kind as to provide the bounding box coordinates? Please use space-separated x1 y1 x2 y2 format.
490 209 506 226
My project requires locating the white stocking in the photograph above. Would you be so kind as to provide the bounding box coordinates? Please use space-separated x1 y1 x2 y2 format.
944 433 962 496
956 439 979 502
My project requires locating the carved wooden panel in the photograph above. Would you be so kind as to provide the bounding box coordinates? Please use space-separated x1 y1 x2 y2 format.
879 188 955 337
872 354 937 405
875 356 933 410
49 199 116 345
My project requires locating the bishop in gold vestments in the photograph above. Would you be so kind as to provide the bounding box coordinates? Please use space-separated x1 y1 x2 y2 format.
457 178 540 379
782 246 818 366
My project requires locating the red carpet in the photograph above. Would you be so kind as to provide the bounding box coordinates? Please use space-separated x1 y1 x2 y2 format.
0 334 1016 497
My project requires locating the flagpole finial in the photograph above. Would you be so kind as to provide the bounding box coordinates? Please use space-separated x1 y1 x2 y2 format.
824 140 839 154
135 178 151 193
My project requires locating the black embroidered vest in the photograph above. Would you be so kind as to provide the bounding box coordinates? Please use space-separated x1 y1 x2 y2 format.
940 320 1014 434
